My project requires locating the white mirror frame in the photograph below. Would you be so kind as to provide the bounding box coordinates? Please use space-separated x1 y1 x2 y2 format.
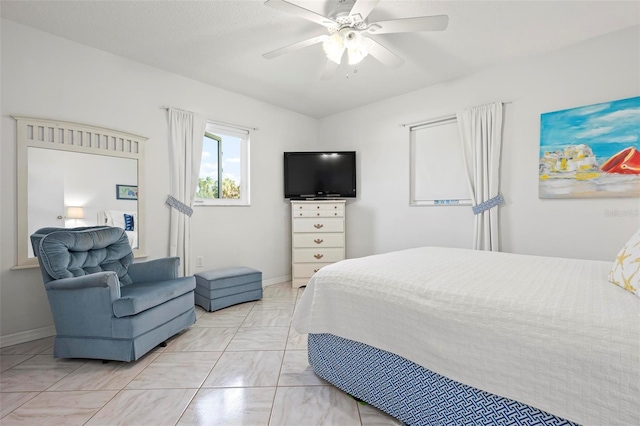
14 116 147 268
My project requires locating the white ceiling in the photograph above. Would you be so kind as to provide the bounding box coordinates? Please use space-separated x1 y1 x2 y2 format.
2 1 639 118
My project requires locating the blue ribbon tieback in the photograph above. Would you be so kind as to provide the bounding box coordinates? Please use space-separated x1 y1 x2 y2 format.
472 193 504 215
166 195 193 217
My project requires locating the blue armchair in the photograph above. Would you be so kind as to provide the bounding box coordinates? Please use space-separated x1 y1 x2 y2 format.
31 226 196 362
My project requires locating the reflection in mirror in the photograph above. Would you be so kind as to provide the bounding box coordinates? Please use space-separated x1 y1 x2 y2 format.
27 148 138 257
14 116 147 267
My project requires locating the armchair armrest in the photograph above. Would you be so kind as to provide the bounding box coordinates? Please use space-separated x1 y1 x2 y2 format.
44 271 121 302
44 271 121 338
127 257 180 283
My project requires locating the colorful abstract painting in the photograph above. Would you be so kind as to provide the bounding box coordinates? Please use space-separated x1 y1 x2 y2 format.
539 96 640 199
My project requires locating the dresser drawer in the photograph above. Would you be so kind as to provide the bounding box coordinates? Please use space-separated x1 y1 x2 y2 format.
292 203 344 212
293 263 332 278
293 248 344 263
292 210 344 218
292 218 344 233
293 234 344 248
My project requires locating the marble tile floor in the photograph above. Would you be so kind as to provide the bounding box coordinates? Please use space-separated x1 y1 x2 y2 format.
0 282 402 426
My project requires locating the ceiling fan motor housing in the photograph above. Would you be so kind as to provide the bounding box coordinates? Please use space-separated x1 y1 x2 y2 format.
326 0 358 21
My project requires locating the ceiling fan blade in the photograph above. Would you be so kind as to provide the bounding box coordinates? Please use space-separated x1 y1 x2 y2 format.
265 0 337 28
263 35 328 59
367 15 449 34
320 60 339 80
367 39 404 68
349 0 380 22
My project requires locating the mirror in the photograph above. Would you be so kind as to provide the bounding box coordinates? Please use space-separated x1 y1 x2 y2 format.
15 116 147 267
27 148 138 257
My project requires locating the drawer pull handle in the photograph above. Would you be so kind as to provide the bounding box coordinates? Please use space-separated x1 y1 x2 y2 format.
313 224 323 229
314 239 324 244
314 254 324 259
313 268 320 273
316 206 320 209
317 213 320 216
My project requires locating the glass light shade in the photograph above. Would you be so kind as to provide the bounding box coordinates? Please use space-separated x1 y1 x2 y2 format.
347 36 374 65
66 206 84 219
323 33 344 64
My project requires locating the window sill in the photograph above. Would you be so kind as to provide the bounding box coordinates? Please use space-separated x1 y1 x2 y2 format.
194 201 251 207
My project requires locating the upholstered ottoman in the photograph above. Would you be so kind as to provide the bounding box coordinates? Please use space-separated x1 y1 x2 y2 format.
194 267 262 312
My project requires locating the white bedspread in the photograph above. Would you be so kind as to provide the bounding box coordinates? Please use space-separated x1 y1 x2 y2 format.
293 247 640 426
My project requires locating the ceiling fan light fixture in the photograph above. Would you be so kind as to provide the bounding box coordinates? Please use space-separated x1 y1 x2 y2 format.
341 29 362 49
323 33 344 64
347 36 373 65
347 48 365 65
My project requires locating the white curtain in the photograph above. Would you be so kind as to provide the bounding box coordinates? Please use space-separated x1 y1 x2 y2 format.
457 102 503 251
168 108 207 276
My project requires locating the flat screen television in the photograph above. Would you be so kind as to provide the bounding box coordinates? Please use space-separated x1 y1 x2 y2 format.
284 151 356 199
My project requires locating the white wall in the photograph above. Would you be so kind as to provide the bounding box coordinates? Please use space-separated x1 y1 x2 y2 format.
319 25 640 261
0 20 317 341
2 19 638 344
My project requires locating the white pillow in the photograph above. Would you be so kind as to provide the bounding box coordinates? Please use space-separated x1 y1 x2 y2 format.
104 210 137 231
608 228 640 297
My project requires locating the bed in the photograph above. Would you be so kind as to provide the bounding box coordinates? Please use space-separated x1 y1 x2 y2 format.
97 210 138 249
292 247 640 426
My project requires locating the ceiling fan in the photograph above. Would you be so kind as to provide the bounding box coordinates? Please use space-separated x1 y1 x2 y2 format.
263 0 449 79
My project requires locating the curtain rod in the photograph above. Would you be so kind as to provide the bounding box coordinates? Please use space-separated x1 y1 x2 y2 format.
399 100 514 128
160 106 258 131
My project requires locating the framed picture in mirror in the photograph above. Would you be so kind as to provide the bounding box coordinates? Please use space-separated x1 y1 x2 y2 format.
116 184 138 200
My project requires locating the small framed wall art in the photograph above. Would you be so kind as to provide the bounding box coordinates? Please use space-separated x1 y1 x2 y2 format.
116 184 138 200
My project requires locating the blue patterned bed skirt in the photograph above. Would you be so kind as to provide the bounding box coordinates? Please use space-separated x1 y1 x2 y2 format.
308 333 579 426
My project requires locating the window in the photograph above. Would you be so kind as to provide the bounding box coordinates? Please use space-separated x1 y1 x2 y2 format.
409 116 471 206
195 122 250 206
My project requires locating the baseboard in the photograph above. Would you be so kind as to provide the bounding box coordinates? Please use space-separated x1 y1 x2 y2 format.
263 274 291 287
0 325 56 348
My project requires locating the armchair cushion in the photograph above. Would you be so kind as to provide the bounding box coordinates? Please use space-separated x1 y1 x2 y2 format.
113 276 196 318
38 227 134 285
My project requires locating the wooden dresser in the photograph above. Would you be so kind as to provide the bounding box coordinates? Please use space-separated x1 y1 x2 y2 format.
291 200 345 288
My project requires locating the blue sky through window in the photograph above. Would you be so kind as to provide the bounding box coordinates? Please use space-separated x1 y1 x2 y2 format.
200 134 242 187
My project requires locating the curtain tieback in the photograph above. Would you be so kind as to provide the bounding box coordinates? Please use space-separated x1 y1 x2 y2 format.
166 195 193 217
472 193 504 215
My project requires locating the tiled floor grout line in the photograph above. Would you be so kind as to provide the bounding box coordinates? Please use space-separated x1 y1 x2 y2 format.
0 390 41 421
188 292 292 425
115 350 161 389
266 287 298 426
173 387 201 426
81 388 123 426
77 347 165 425
41 358 89 392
